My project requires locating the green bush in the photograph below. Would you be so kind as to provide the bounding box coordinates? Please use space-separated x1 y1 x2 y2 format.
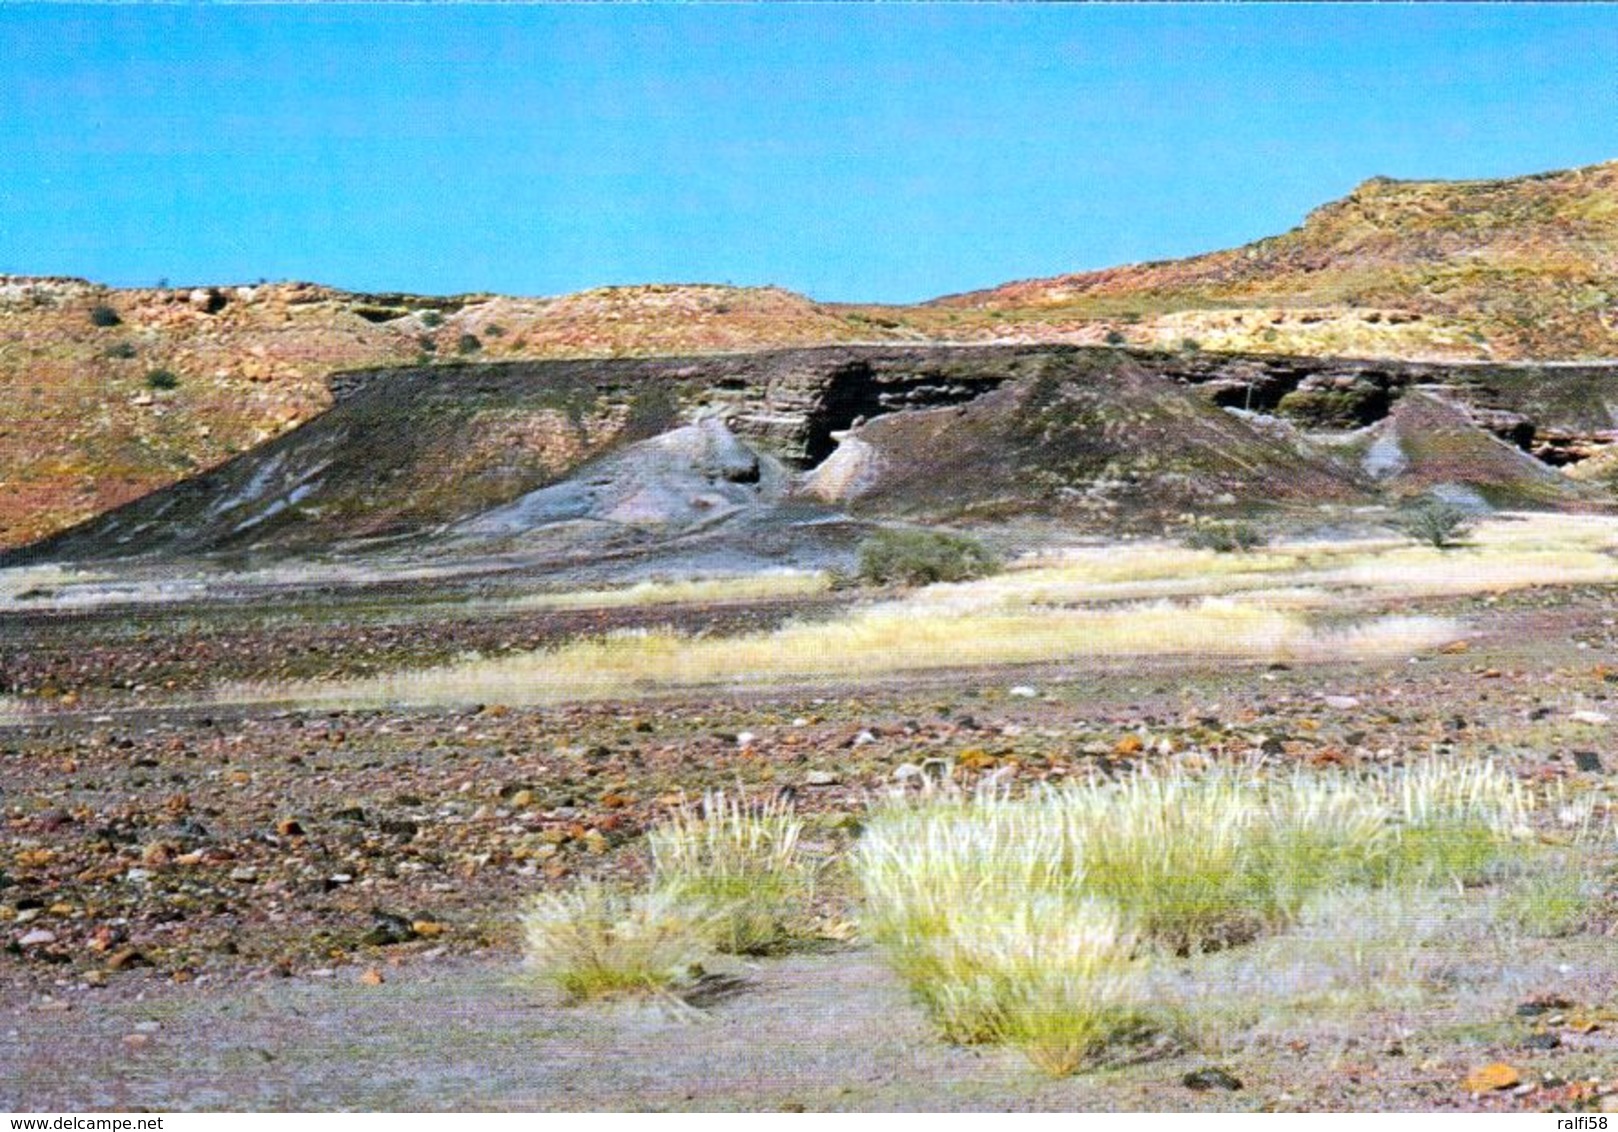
1181 519 1266 553
857 529 1001 587
89 304 122 328
103 341 137 360
1393 497 1476 549
1104 329 1127 346
457 333 482 355
419 310 443 328
144 368 179 390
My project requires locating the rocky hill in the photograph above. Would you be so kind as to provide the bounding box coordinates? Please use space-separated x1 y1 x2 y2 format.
4 158 1617 551
12 346 1616 570
928 160 1618 359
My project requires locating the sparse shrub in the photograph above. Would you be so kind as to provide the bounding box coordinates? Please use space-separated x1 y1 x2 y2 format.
103 341 137 360
1180 337 1202 353
419 310 443 328
1181 519 1266 553
648 791 816 955
144 368 179 390
89 303 121 328
856 528 1001 587
484 323 506 338
457 332 482 355
1104 329 1127 346
521 884 714 1002
1394 496 1476 549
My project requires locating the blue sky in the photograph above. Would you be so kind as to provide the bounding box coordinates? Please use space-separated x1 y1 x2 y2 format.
1 4 1615 303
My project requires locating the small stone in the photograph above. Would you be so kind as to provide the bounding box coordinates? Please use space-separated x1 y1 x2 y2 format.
358 968 385 986
1523 1032 1561 1050
133 1020 161 1033
1574 751 1604 774
107 948 150 971
17 929 57 947
893 763 923 783
122 1033 150 1048
1008 686 1037 698
1516 996 1573 1016
736 731 757 748
411 920 445 938
508 790 534 808
1323 695 1361 710
1512 1082 1539 1098
1114 734 1144 755
275 817 305 837
852 730 876 747
229 867 258 883
361 913 416 947
1183 1067 1242 1091
805 771 839 787
1571 710 1611 725
1464 1063 1521 1092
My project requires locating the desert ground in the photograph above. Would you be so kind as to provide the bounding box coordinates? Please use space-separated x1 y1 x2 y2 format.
4 514 1618 1112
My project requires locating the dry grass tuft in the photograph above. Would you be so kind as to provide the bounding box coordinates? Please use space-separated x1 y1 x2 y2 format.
521 884 716 1003
499 571 830 612
242 600 1460 709
855 758 1541 1074
648 791 817 955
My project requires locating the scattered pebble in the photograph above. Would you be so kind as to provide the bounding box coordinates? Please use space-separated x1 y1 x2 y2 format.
1183 1067 1243 1091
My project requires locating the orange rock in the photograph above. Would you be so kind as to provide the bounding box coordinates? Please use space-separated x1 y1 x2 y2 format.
1464 1063 1520 1092
358 968 385 986
1114 734 1144 755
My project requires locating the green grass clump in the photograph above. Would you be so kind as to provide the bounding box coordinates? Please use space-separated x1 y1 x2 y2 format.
1497 851 1596 937
144 368 179 390
521 884 713 1003
649 791 816 955
1385 755 1528 884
